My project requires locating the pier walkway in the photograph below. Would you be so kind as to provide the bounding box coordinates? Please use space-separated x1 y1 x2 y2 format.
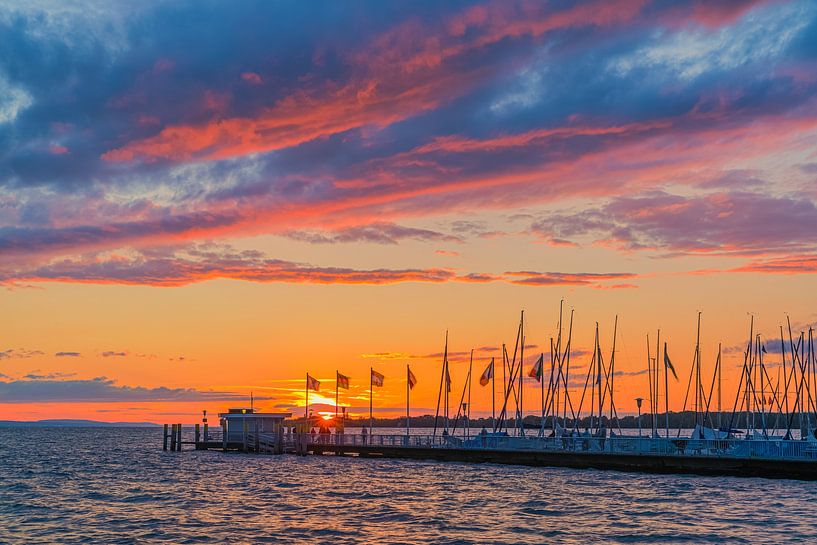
173 424 817 480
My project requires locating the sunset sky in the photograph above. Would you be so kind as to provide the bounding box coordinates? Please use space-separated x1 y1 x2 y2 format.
2 0 817 423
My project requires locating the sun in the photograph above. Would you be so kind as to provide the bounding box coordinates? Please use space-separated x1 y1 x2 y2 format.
321 414 334 421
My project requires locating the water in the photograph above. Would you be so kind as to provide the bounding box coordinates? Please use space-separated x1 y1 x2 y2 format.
2 427 816 544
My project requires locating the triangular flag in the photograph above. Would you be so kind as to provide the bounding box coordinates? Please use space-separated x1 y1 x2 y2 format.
664 344 678 380
528 354 544 382
479 358 494 387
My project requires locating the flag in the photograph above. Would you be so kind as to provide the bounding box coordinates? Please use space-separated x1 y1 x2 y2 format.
664 345 678 380
407 366 417 390
307 374 320 391
528 354 544 382
445 365 452 392
371 369 385 387
337 372 350 390
479 358 494 387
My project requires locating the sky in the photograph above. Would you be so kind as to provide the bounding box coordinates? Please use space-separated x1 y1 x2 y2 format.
1 0 817 423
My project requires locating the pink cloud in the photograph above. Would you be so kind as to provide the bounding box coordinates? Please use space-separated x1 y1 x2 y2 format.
0 243 638 289
241 72 263 85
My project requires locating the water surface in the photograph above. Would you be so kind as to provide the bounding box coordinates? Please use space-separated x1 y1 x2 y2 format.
1 427 814 544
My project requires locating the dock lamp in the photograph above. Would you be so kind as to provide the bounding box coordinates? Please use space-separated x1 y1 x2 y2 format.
635 398 643 438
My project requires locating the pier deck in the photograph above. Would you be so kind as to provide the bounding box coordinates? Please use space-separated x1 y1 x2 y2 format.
177 427 817 480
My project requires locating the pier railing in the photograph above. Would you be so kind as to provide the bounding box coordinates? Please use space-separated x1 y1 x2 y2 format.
301 432 817 461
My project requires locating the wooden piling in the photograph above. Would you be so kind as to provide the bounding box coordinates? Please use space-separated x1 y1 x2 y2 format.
176 424 183 451
242 419 248 452
222 420 227 452
170 424 177 451
163 423 169 451
203 423 209 442
195 423 201 449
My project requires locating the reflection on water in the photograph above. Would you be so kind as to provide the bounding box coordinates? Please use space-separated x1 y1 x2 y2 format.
1 427 816 544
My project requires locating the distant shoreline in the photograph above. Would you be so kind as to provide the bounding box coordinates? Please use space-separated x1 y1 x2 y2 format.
0 419 160 428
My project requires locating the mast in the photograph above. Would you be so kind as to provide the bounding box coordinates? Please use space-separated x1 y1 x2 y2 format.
646 334 653 437
695 312 702 428
492 357 496 430
432 331 447 438
589 324 597 433
609 315 618 425
563 309 574 426
655 330 660 437
468 349 473 437
664 341 670 438
597 324 602 434
717 343 722 430
519 310 525 437
781 326 789 434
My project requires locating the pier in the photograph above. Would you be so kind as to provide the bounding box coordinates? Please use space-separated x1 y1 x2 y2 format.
166 424 817 480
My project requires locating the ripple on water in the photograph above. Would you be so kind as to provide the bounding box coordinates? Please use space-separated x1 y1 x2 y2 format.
1 428 817 544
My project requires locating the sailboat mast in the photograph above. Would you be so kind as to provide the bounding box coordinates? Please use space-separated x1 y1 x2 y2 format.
609 315 618 424
518 311 525 437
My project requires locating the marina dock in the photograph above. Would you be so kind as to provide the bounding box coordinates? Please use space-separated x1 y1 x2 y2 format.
165 423 817 480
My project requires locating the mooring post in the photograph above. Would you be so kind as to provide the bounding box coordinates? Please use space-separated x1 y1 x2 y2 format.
195 424 201 449
170 424 177 451
204 423 209 442
177 424 183 451
163 424 169 451
254 419 260 452
222 420 227 452
242 419 248 452
277 426 284 454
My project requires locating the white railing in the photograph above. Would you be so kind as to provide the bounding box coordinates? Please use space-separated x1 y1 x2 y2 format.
303 432 817 461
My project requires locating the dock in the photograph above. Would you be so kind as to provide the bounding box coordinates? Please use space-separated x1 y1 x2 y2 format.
164 423 817 480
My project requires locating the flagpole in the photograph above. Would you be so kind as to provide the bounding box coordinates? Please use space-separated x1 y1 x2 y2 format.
370 367 373 436
335 370 339 421
406 364 410 437
305 373 309 426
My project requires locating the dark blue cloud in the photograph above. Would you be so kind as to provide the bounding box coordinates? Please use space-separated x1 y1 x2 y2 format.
1 0 815 269
0 376 249 402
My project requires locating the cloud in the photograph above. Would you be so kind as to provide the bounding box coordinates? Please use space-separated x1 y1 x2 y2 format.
0 242 635 288
101 351 128 358
55 351 81 357
530 190 817 256
733 254 817 274
284 222 460 245
504 271 636 286
0 348 45 360
0 376 251 403
612 369 649 377
23 371 76 380
0 0 814 275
